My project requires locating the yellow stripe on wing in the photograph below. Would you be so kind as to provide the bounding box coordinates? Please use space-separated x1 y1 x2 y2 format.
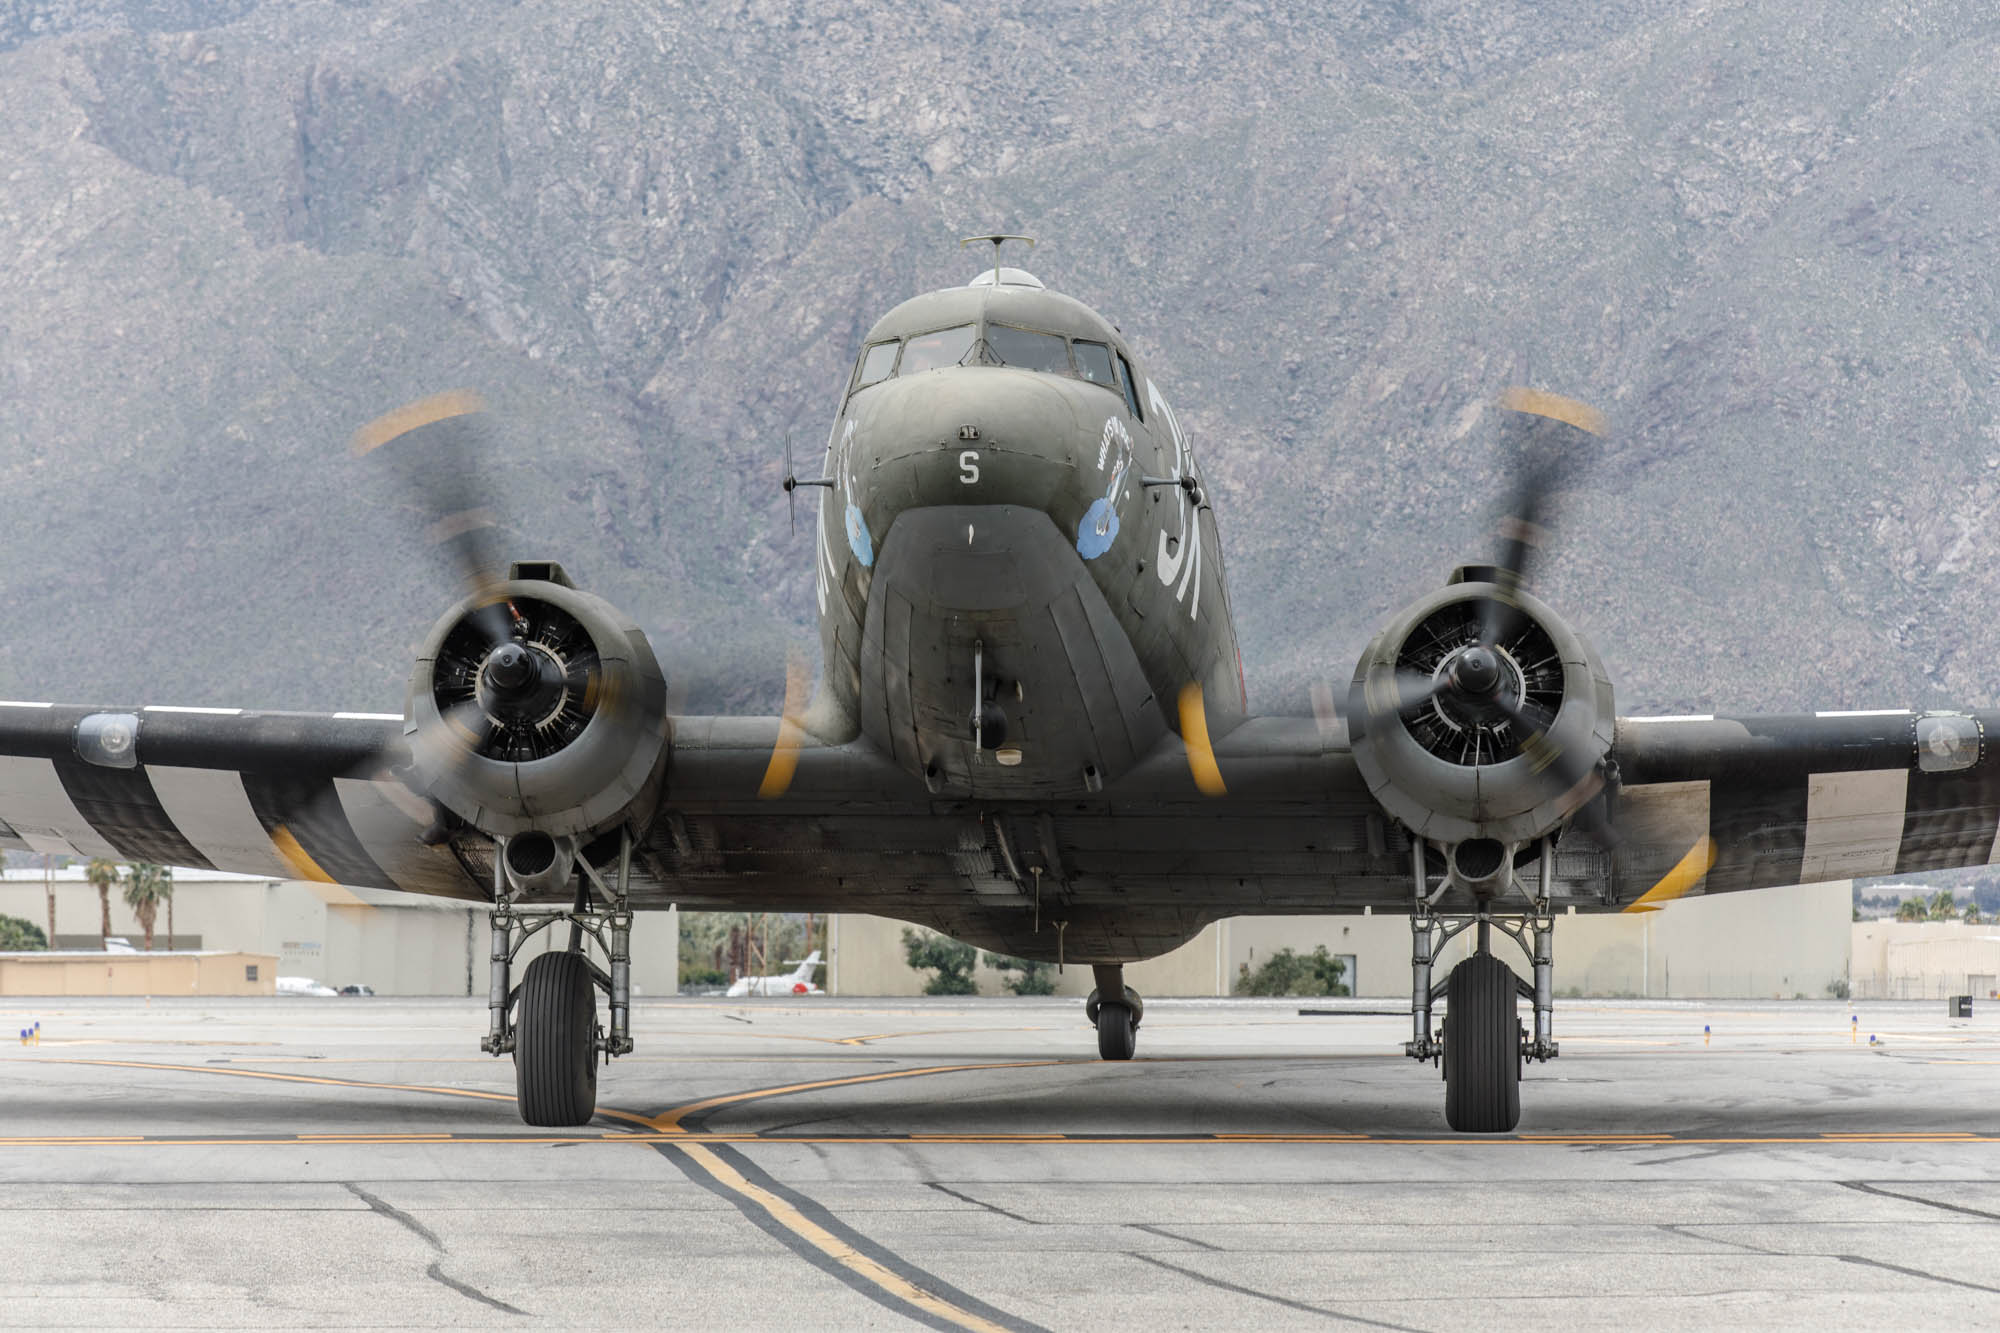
270 824 335 885
1178 683 1227 796
1623 835 1716 913
757 645 811 799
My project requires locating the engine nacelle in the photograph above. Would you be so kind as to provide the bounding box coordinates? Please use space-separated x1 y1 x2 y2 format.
405 564 669 842
1348 570 1613 850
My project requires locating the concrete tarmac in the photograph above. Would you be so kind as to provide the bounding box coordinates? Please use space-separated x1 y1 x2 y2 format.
2 994 1997 1329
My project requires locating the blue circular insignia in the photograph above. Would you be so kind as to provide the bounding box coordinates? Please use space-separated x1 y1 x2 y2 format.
1076 498 1119 560
845 502 874 568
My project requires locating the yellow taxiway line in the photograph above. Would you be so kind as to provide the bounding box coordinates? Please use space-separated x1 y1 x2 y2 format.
677 1140 1016 1333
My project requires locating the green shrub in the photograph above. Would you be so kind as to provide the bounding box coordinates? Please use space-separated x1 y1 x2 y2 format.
0 914 48 951
1234 946 1348 997
902 928 978 995
983 952 1056 995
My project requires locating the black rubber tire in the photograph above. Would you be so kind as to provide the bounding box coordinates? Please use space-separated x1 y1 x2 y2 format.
1442 954 1522 1133
515 950 599 1127
1096 1001 1138 1061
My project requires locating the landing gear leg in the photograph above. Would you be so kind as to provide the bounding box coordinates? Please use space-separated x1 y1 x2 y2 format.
1404 834 1561 1133
480 830 636 1126
1085 963 1143 1061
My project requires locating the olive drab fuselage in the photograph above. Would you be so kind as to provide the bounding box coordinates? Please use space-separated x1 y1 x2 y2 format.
809 271 1245 798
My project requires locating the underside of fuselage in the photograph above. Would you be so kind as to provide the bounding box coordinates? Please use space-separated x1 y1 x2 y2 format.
858 503 1168 797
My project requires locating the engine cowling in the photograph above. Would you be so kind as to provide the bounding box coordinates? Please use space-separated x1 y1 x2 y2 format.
1348 568 1613 859
404 564 669 843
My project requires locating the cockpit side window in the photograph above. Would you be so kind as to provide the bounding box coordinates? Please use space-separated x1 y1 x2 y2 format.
1115 352 1144 420
1072 340 1115 388
899 324 978 375
986 324 1071 374
852 341 900 393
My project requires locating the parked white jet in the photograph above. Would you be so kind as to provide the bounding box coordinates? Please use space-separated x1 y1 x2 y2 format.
725 951 824 997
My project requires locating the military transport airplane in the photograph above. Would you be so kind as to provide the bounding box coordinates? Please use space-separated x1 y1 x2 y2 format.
4 236 1996 1133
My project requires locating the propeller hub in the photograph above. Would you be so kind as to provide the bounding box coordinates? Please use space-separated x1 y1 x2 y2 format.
483 641 539 696
1449 645 1503 698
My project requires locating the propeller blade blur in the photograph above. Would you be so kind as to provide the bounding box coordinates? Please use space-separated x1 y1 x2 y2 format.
351 389 507 600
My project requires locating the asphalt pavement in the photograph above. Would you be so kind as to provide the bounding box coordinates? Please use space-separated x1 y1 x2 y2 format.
3 994 1997 1329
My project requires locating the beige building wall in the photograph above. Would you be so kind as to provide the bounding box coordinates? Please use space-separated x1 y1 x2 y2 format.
0 951 276 997
828 881 1852 1000
1852 921 2000 1000
0 869 678 997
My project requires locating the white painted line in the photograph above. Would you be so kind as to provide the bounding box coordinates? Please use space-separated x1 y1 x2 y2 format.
332 712 404 721
1622 714 1715 723
142 705 244 715
0 701 55 708
1814 709 1911 718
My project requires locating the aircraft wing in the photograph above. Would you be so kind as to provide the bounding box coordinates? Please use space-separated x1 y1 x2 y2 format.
7 697 1998 945
0 703 484 900
1610 708 2000 906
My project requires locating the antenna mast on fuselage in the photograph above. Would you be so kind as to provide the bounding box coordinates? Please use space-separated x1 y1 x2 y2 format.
960 234 1036 288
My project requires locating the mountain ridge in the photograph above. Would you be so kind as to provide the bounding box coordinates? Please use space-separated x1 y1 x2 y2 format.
3 1 1997 721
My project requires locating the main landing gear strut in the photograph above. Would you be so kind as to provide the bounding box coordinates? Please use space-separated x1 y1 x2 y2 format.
1405 834 1560 1133
480 830 635 1126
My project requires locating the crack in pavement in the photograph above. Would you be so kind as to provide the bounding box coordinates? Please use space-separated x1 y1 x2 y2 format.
927 1182 1040 1226
1129 1253 1428 1331
345 1182 527 1317
1839 1179 2000 1223
1129 1222 1224 1252
926 1184 1224 1255
1835 1254 2000 1296
425 1260 530 1316
1654 1222 1779 1256
344 1183 443 1252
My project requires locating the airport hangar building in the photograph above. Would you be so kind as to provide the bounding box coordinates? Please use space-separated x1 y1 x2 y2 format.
0 868 1896 1001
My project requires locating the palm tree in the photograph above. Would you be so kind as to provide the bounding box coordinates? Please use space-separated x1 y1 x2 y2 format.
121 863 171 952
160 869 176 950
84 858 122 949
1930 888 1960 922
1895 897 1927 922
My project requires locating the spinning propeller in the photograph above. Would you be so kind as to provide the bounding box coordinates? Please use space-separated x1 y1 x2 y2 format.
349 392 813 848
1350 386 1620 853
350 392 604 771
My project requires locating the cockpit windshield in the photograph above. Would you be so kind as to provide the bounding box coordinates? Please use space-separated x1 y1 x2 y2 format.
1071 340 1115 386
986 324 1070 374
899 324 977 375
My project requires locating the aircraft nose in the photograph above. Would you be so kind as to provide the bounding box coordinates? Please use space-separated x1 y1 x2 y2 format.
840 368 1105 525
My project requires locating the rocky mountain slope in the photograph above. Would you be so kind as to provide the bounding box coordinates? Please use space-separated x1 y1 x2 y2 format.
3 1 1997 719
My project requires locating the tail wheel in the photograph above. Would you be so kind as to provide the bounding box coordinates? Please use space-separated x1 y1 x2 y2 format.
515 950 599 1127
1443 953 1522 1133
1096 1002 1138 1061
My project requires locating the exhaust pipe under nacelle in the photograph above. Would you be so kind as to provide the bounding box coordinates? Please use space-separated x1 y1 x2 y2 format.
1448 837 1514 898
502 831 578 897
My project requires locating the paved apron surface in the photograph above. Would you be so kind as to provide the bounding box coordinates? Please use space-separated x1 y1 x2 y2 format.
3 995 1997 1328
